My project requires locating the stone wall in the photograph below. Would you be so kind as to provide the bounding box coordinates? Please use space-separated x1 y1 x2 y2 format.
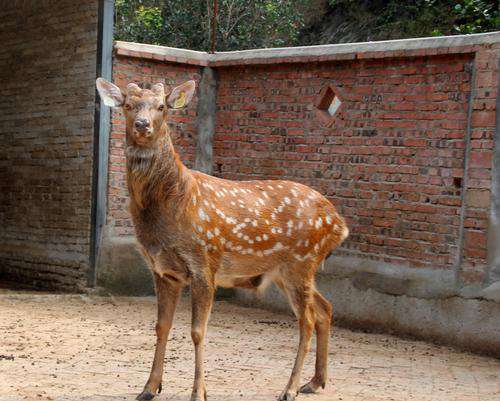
0 0 100 290
101 33 500 354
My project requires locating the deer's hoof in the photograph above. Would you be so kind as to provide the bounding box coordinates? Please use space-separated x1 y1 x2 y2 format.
136 390 155 401
299 382 315 394
299 379 325 394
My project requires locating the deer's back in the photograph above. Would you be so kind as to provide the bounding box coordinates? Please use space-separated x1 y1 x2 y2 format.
187 171 348 272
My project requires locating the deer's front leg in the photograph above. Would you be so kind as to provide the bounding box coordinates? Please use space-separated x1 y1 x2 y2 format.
190 277 215 401
137 273 183 401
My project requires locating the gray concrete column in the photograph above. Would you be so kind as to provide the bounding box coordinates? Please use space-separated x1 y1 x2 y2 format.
194 67 218 175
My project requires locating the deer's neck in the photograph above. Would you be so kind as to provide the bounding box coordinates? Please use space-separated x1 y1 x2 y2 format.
125 128 192 211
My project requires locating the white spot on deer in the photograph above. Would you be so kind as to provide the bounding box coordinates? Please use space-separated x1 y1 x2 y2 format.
243 235 250 241
244 217 251 223
265 219 270 225
341 225 349 241
262 191 269 199
296 209 302 217
267 185 274 190
263 233 269 241
286 228 292 237
256 250 263 257
304 239 309 247
235 245 243 251
276 227 283 234
291 188 298 197
196 225 203 233
287 220 294 228
314 243 320 252
326 215 332 225
219 237 226 245
277 205 284 213
308 218 313 226
298 221 304 229
271 227 277 234
277 184 283 189
226 216 237 225
214 227 220 236
256 236 262 242
252 220 258 227
284 197 291 205
198 208 209 221
226 241 233 250
192 197 197 205
271 213 276 220
299 200 305 208
206 231 213 239
239 204 245 209
237 232 243 238
315 218 323 229
246 248 254 254
294 252 312 261
230 201 236 206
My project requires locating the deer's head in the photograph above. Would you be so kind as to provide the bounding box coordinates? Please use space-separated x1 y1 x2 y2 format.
96 78 195 147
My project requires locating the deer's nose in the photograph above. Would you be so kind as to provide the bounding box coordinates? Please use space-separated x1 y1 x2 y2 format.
134 118 150 132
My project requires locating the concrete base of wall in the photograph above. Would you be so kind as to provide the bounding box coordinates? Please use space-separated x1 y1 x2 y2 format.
97 236 500 356
235 271 500 358
97 234 153 295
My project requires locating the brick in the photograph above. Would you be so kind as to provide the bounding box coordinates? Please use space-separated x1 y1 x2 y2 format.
104 40 496 275
0 1 99 290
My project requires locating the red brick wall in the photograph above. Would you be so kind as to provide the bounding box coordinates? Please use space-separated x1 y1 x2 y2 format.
109 56 201 235
214 55 476 270
459 44 498 284
108 43 497 283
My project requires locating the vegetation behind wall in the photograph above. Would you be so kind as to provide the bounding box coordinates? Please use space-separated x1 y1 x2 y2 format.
115 0 499 51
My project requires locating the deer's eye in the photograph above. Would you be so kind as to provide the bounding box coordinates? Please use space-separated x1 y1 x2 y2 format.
158 104 165 111
124 104 132 110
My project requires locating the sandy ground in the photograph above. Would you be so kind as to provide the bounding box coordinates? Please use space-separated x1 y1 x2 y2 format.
0 291 499 401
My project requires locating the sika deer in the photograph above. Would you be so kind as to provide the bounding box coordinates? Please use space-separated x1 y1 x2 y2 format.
96 77 349 401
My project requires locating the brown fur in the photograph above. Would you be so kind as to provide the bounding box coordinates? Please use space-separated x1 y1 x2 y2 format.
96 79 349 401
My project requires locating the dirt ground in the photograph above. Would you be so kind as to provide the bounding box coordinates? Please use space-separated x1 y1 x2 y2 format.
0 291 499 401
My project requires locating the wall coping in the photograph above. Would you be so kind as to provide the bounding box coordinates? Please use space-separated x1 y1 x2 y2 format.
115 31 500 66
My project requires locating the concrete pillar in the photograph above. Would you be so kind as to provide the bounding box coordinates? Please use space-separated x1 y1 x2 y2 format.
194 67 218 174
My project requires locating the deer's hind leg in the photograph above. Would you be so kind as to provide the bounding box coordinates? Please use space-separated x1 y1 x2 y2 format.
299 289 332 394
275 263 317 401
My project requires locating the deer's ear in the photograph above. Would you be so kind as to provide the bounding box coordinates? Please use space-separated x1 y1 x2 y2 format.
167 80 196 109
96 77 125 107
